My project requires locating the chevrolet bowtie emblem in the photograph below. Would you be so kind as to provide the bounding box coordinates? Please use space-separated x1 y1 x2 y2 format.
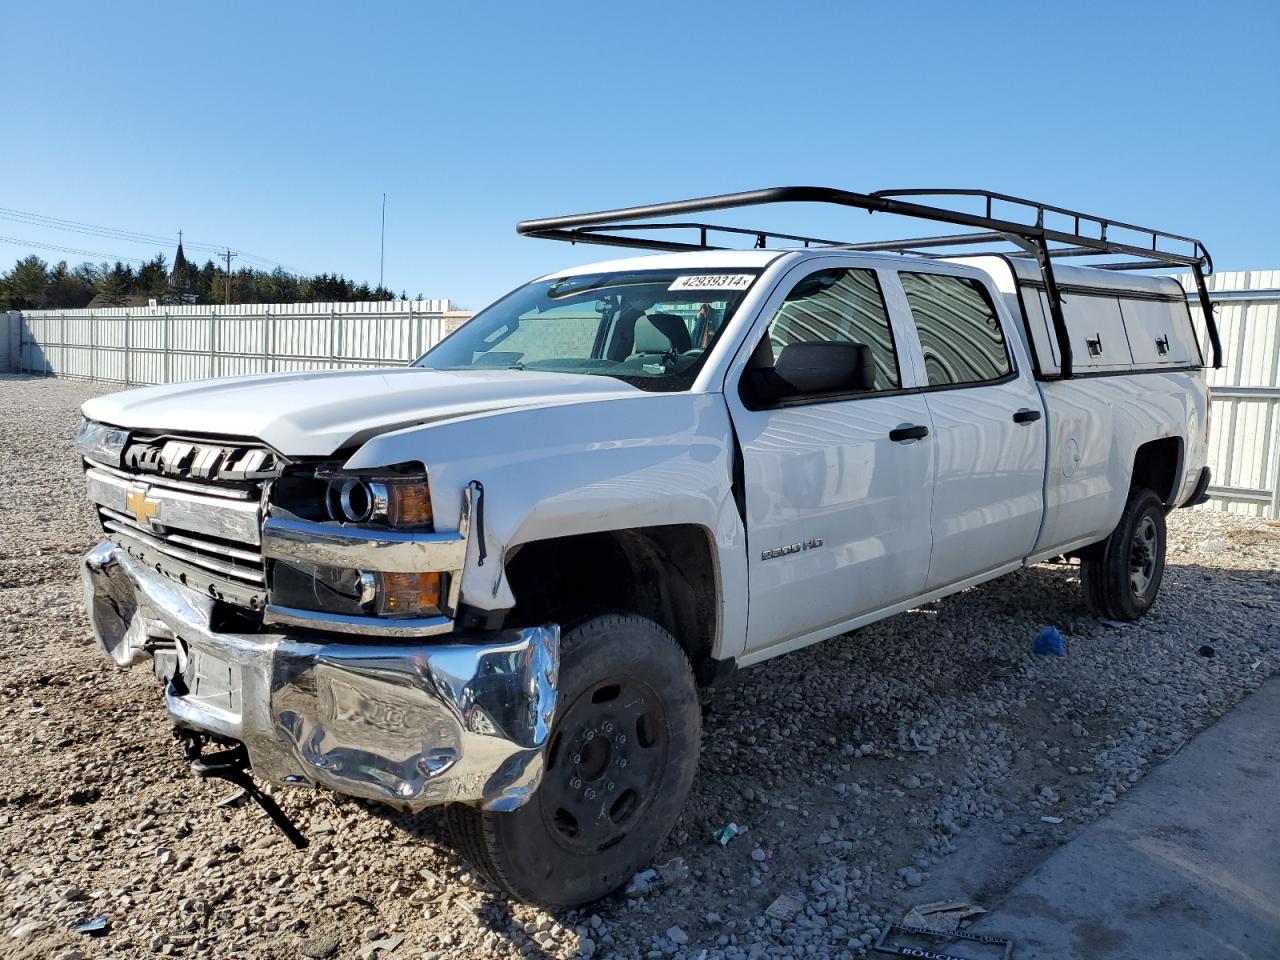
125 487 160 525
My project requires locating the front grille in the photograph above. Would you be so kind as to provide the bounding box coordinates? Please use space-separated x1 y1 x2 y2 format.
100 505 266 584
121 433 285 489
84 433 286 610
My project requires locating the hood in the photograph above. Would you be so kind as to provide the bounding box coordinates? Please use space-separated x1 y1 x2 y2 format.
81 367 639 456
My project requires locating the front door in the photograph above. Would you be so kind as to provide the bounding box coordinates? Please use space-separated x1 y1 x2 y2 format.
893 269 1046 590
726 263 935 655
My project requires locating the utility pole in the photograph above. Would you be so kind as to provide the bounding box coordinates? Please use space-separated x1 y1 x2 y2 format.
379 192 386 292
223 249 237 306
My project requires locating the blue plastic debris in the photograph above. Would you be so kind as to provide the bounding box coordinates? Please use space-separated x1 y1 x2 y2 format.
1033 626 1066 657
72 915 110 936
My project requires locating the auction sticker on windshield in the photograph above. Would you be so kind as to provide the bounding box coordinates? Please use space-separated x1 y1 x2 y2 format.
669 274 755 291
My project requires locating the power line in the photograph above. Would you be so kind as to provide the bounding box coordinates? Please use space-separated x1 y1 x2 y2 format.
0 206 230 257
0 207 181 246
0 234 149 266
0 204 302 274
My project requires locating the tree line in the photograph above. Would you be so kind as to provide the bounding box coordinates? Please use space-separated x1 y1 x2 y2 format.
0 252 412 311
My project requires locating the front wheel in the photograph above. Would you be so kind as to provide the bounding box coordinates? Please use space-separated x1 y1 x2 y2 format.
446 613 701 908
1081 486 1167 621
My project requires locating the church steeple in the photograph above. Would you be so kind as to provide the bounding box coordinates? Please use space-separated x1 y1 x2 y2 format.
172 230 188 278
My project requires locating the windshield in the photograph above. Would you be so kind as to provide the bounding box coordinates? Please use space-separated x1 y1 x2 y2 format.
414 269 762 391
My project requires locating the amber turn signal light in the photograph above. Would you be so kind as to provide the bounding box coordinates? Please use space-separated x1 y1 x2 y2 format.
386 481 434 528
375 571 442 616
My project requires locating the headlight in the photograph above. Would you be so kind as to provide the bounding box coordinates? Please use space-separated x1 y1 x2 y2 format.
74 419 130 466
319 466 433 529
267 461 441 620
271 560 376 616
269 561 444 618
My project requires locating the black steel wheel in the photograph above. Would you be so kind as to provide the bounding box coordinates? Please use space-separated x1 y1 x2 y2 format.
446 613 701 908
1081 486 1167 621
537 674 672 855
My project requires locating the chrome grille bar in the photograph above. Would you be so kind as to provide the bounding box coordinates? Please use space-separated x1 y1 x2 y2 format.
98 506 264 566
85 467 262 545
101 514 265 586
84 457 257 500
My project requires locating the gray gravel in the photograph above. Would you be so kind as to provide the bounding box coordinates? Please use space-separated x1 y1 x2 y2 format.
2 373 1278 960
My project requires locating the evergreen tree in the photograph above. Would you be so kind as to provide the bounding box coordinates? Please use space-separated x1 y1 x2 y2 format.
0 255 51 309
95 262 136 305
136 254 169 298
46 260 95 308
0 248 407 309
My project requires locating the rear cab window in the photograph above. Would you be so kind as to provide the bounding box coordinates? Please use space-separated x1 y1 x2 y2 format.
898 272 1012 387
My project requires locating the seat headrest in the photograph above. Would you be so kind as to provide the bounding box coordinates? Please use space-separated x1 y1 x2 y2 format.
633 313 692 355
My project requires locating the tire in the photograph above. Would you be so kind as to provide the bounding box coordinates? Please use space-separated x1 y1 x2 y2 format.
1081 486 1167 621
446 613 701 908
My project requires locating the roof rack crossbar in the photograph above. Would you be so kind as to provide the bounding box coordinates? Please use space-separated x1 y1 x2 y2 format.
517 186 1221 370
872 188 1206 253
1096 260 1197 272
546 220 1209 269
836 231 1012 252
585 221 850 248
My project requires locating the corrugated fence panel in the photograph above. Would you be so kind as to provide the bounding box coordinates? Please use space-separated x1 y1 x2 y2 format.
1180 270 1280 518
14 301 473 388
2 312 20 372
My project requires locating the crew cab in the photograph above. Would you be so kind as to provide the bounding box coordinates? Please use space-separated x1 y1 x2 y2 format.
76 187 1220 907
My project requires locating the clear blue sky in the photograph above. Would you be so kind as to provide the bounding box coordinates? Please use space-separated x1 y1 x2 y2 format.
4 1 1277 307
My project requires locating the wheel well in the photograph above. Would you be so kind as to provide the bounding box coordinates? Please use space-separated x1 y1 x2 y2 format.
1131 437 1183 506
502 525 719 685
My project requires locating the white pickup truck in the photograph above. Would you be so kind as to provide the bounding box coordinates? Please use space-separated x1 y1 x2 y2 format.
77 187 1221 907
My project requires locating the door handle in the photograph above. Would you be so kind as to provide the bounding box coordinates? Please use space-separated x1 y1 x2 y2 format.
889 424 929 442
1013 408 1042 424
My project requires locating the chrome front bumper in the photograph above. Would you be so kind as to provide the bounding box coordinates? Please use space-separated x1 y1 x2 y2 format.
82 541 559 812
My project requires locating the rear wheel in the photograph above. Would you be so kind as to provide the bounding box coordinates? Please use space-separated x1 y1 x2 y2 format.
1081 486 1167 621
446 613 701 908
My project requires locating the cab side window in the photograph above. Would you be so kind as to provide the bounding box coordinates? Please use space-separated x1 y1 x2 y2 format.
898 272 1011 387
766 268 901 391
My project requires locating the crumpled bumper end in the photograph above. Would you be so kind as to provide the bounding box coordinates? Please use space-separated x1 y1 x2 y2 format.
82 541 560 812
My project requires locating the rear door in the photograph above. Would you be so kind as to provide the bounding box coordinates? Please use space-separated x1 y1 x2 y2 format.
725 260 935 655
892 269 1047 590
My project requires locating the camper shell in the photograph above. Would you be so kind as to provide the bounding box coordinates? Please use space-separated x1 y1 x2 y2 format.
953 255 1204 377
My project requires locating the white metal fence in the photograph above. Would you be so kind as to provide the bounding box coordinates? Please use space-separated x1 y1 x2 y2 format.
1180 269 1280 518
5 273 1279 518
1 311 17 373
5 300 472 384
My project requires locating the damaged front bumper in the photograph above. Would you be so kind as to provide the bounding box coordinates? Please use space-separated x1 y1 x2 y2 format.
82 540 559 812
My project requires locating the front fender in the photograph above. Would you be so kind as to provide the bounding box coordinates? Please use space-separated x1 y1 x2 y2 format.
344 393 748 660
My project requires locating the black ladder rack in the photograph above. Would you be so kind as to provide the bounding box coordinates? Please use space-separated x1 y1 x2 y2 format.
516 186 1223 376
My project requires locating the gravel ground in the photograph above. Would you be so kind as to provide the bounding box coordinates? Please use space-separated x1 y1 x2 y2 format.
2 373 1279 960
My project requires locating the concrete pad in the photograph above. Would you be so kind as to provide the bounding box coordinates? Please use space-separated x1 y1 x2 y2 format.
974 678 1280 959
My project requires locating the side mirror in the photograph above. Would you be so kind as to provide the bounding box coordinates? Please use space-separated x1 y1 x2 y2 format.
747 341 876 402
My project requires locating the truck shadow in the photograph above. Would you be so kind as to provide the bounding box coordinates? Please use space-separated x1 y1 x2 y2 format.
365 552 1279 950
